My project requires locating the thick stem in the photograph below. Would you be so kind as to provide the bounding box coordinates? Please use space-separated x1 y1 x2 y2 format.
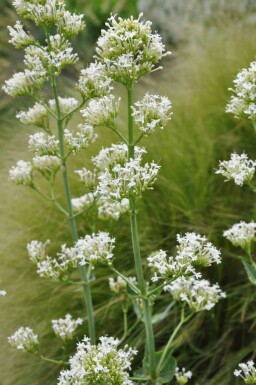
51 76 96 344
127 86 156 380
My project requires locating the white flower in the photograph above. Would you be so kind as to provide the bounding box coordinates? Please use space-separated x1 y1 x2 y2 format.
27 239 50 263
71 193 95 213
8 327 39 353
92 144 146 171
132 93 172 135
81 95 120 127
9 160 33 186
36 256 63 281
52 314 83 341
8 20 35 48
226 61 256 121
57 336 137 385
234 360 256 383
17 103 48 129
74 168 97 189
95 14 171 84
22 0 66 25
3 69 46 97
57 11 85 37
109 276 137 294
0 290 7 296
97 197 129 220
164 276 226 312
216 153 256 186
175 367 193 385
64 125 97 154
224 221 256 249
28 132 59 156
97 158 160 201
49 97 79 115
32 155 61 178
77 61 112 99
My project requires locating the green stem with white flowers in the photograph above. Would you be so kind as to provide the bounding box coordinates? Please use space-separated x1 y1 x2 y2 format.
51 75 96 344
127 85 157 381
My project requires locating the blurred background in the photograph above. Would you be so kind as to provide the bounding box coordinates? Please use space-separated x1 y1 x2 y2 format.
1 0 256 384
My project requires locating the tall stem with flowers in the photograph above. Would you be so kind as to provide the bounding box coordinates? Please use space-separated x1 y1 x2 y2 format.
4 1 225 384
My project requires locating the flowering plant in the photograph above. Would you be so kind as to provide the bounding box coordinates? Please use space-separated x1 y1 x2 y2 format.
4 1 225 384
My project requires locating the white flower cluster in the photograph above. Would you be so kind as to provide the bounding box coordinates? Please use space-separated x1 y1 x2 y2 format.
95 14 170 84
9 160 33 186
52 314 83 341
28 232 115 281
13 0 84 37
109 276 137 294
216 153 256 186
164 276 226 312
97 158 160 200
97 197 129 220
74 168 97 189
234 360 256 383
77 61 112 99
0 290 7 296
64 125 97 154
91 143 146 171
223 221 256 249
8 326 39 353
8 20 35 48
17 103 48 128
81 95 120 128
33 155 61 178
148 232 221 282
226 61 256 121
58 336 137 385
3 69 46 97
175 367 193 385
49 97 79 116
71 193 95 213
132 94 172 135
28 132 59 155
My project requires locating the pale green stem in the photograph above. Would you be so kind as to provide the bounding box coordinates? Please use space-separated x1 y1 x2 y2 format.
127 85 157 381
50 75 96 344
156 309 192 375
122 303 128 340
36 354 67 365
111 266 140 295
244 243 255 267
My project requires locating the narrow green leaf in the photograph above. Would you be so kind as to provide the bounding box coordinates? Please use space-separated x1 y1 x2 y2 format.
242 260 256 285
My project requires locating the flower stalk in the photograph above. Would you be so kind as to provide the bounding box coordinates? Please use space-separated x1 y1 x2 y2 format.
51 75 96 344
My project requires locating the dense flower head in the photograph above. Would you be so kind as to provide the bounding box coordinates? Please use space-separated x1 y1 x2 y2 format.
109 276 137 295
71 193 95 213
28 132 59 155
17 103 48 128
0 290 7 296
9 160 33 186
32 155 61 178
92 144 146 171
175 367 193 385
57 11 85 37
49 97 79 116
97 197 129 220
226 61 256 121
13 0 66 25
3 69 47 97
57 336 137 385
95 13 170 84
148 232 221 282
132 93 172 135
64 125 97 154
52 314 83 341
27 239 50 263
216 153 256 186
8 326 39 353
81 95 120 128
8 20 35 48
164 276 226 312
74 168 97 189
223 221 256 249
77 61 113 99
234 360 256 384
97 158 160 201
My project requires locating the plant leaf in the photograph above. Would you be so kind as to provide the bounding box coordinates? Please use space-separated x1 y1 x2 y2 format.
242 260 256 285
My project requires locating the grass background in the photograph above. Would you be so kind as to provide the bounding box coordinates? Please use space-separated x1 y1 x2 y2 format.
1 1 256 384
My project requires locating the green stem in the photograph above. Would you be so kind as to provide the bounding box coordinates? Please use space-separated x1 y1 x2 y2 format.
38 354 67 365
156 309 192 375
122 303 128 339
51 75 96 344
127 86 156 381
